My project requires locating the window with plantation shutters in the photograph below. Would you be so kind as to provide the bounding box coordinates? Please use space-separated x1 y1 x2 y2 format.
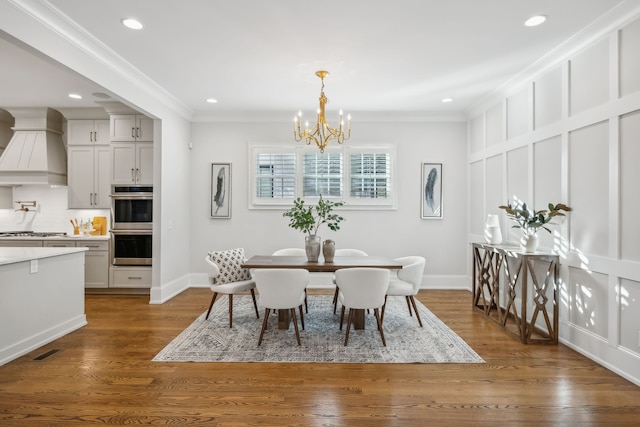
249 144 396 209
302 152 343 197
349 152 391 199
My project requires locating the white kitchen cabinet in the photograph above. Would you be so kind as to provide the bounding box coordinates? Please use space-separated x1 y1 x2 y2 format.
0 240 43 247
110 142 153 185
43 239 110 288
110 115 153 142
67 120 110 145
110 266 151 288
68 145 111 208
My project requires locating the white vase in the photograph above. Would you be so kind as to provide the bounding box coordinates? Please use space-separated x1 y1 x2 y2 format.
484 214 502 244
521 233 539 252
305 235 321 262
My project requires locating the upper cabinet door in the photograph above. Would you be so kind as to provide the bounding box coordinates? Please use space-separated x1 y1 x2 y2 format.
110 115 154 142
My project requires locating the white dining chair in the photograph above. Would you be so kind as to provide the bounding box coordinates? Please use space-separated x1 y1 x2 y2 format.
381 256 426 327
254 268 309 346
335 268 390 346
272 248 308 312
332 249 368 314
204 253 260 328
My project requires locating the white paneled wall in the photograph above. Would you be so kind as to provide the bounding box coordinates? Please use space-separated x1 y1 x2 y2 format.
468 16 640 386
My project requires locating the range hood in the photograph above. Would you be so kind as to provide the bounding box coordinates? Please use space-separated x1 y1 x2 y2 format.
0 107 67 186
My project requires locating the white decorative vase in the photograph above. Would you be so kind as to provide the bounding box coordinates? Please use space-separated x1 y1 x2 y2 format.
521 233 539 253
484 214 502 244
305 235 321 262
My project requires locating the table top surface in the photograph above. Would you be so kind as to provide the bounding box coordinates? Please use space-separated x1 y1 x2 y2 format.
242 255 403 273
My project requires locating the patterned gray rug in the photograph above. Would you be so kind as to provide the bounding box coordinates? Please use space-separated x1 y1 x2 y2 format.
153 295 484 363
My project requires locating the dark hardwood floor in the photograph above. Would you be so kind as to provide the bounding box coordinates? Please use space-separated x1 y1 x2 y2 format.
1 288 639 426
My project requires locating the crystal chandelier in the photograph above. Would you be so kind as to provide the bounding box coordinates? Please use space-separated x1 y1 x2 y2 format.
294 70 351 153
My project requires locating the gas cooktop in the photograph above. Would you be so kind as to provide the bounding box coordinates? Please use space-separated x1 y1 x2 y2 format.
0 231 68 238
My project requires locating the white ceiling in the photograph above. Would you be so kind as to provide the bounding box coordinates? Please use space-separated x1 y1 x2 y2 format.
0 0 638 121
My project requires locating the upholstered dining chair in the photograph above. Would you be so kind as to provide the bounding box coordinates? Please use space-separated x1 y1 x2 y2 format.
335 268 390 347
272 248 308 312
204 249 260 328
254 268 309 346
381 256 426 327
332 249 368 314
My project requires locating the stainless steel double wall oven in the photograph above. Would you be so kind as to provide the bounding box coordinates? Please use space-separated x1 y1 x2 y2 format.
110 185 153 266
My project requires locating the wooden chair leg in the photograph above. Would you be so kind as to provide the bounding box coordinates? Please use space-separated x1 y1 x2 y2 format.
250 289 260 319
299 305 305 330
344 309 353 346
206 292 219 320
409 296 423 327
340 305 346 330
380 295 388 324
228 294 233 328
374 308 386 346
291 308 301 346
333 287 339 313
405 296 413 316
304 290 308 313
257 308 271 346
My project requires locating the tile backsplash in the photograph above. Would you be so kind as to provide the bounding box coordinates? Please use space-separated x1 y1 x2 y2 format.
0 185 109 233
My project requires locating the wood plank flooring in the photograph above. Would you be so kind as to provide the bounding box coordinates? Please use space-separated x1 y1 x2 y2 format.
1 288 639 426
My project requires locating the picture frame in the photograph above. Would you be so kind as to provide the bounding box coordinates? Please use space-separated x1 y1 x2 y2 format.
421 162 442 219
211 163 231 218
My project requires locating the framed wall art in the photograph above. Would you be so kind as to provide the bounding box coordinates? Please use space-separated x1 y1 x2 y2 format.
421 162 442 219
211 163 231 218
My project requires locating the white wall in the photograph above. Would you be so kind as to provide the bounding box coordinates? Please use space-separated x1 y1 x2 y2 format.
468 17 640 386
189 120 468 288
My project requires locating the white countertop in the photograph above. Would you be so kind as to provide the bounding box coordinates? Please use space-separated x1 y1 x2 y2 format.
0 247 88 266
0 235 110 241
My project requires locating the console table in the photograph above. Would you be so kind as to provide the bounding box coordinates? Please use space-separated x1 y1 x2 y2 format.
471 243 559 344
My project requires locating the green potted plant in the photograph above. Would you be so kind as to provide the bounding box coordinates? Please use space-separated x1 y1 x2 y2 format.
498 201 572 252
283 195 345 262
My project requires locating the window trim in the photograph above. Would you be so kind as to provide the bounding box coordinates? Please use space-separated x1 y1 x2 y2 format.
248 143 397 210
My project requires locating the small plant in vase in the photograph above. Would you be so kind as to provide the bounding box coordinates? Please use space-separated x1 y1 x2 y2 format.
283 195 345 262
498 201 572 252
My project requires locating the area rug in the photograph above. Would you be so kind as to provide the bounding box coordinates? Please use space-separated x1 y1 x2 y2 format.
153 295 484 363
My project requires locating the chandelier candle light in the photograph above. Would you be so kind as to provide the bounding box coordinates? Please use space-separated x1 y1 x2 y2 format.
294 70 351 153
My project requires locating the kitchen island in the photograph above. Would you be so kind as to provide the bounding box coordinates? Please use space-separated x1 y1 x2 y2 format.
0 246 87 366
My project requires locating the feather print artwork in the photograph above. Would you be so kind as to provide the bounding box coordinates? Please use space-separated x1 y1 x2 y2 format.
213 167 225 214
425 167 438 212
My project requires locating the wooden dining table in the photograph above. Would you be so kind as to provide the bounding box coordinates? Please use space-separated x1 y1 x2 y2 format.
242 255 403 330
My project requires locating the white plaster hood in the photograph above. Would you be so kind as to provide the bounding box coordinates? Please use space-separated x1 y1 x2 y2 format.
0 107 67 186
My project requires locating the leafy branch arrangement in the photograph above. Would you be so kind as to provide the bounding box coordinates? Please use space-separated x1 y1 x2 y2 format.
283 195 345 237
498 202 572 234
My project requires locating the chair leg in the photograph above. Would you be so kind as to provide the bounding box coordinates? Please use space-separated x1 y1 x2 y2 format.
374 308 386 346
304 290 308 313
299 305 305 330
344 309 353 346
250 289 260 319
380 295 388 324
291 308 301 346
409 296 423 327
339 305 346 330
228 294 233 328
205 292 219 320
333 287 339 313
405 296 414 316
257 308 271 346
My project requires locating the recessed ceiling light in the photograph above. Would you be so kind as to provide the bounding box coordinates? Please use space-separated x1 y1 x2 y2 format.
121 18 143 30
68 93 82 100
525 15 547 27
92 92 111 99
206 98 218 104
441 97 453 103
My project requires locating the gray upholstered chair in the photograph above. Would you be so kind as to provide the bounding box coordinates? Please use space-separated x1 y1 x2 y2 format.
254 268 309 346
335 267 389 346
204 250 260 328
381 256 426 327
332 249 368 313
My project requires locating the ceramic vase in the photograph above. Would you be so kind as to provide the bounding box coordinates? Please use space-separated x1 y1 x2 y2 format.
521 233 539 253
305 235 321 262
484 214 502 244
323 239 336 263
